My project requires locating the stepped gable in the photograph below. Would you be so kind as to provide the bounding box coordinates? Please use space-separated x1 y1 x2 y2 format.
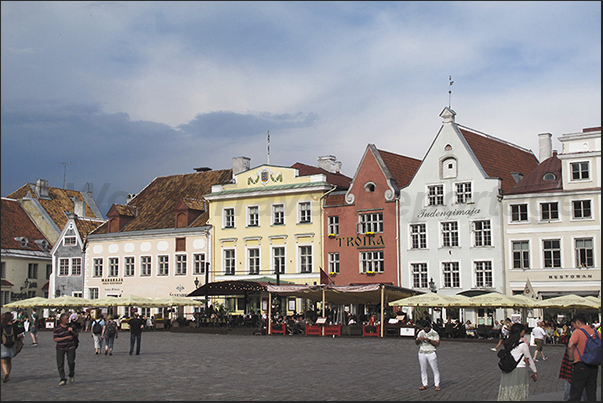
7 184 101 231
93 169 232 234
291 162 352 190
1 198 51 251
505 154 562 195
458 126 539 193
377 148 421 189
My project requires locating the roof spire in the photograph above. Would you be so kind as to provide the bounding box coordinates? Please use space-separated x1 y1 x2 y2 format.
448 75 454 108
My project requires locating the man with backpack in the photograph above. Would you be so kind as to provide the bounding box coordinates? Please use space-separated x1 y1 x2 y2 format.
567 315 600 401
90 314 105 355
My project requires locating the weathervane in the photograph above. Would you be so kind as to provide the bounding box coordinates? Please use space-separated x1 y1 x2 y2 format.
448 75 454 108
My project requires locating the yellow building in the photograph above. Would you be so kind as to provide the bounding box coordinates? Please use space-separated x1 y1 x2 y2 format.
204 156 351 314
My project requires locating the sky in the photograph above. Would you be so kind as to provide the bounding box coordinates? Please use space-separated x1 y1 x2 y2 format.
1 1 601 218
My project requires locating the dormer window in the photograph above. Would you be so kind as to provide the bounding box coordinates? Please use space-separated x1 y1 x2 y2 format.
543 172 556 181
14 237 28 248
441 157 457 179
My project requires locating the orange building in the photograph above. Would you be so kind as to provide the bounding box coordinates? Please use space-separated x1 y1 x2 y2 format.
323 144 420 288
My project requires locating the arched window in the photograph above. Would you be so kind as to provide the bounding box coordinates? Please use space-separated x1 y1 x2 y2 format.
442 157 457 179
543 172 556 181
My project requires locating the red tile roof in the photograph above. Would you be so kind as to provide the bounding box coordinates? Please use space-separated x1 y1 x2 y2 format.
377 148 422 189
7 184 102 231
93 169 233 234
458 126 539 193
73 217 105 239
1 198 52 251
505 154 562 195
291 162 352 190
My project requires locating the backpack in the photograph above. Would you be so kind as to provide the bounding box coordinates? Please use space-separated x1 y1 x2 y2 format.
2 326 16 347
105 321 116 337
576 328 601 366
92 320 103 335
497 343 524 373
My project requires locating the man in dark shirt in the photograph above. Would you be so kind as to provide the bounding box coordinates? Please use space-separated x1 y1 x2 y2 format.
53 313 78 386
128 313 144 356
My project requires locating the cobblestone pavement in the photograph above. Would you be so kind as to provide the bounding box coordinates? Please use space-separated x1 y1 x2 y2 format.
1 330 600 401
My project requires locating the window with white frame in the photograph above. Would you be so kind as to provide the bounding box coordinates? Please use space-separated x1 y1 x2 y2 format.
59 258 69 276
299 202 311 223
93 258 103 277
124 257 134 277
473 220 491 247
273 247 285 274
428 185 444 206
511 204 528 222
193 253 206 275
71 258 82 276
543 239 561 268
411 263 428 288
89 288 99 300
358 212 383 234
575 238 594 268
64 236 76 246
175 254 187 275
540 202 559 221
28 263 38 279
360 250 384 273
328 216 339 236
410 224 427 249
328 252 340 274
224 208 235 228
272 204 284 225
224 249 235 275
247 206 259 227
475 261 493 287
299 245 313 273
158 255 169 276
140 256 152 277
441 221 459 247
456 182 472 204
512 241 530 269
570 162 589 180
109 257 119 277
572 200 591 219
248 248 260 275
442 262 460 288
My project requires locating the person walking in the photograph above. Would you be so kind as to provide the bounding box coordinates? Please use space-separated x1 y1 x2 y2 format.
90 314 105 355
53 312 78 386
102 315 118 355
497 323 538 401
29 308 39 346
415 320 441 391
531 320 549 361
567 315 599 401
1 312 25 383
128 312 144 355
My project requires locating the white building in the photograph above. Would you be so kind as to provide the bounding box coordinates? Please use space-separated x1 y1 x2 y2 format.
399 107 539 324
503 127 601 312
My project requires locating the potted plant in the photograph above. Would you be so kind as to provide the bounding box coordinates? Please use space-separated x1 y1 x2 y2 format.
328 233 336 239
364 231 375 236
366 270 375 275
329 271 337 276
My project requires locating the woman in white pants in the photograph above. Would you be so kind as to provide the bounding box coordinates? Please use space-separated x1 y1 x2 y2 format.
415 320 441 391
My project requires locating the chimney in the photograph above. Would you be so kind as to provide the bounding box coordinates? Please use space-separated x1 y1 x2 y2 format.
35 179 50 199
538 133 552 162
317 155 340 173
232 157 251 176
126 193 137 204
74 200 86 217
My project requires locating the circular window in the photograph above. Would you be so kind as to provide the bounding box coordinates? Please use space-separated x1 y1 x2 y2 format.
445 144 452 151
365 182 376 192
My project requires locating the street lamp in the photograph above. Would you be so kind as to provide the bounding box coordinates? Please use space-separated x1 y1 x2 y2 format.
429 278 437 293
